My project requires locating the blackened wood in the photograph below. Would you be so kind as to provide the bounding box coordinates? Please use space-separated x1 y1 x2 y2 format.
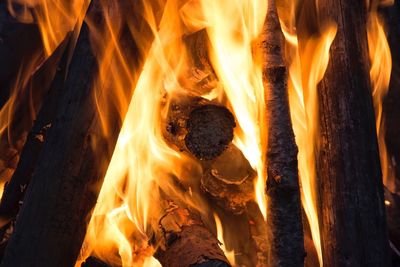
164 96 235 160
259 0 304 266
0 1 141 266
315 0 391 266
154 203 229 267
0 33 71 219
81 256 112 267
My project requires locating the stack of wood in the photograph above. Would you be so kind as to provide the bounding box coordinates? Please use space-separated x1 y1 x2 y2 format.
0 0 398 266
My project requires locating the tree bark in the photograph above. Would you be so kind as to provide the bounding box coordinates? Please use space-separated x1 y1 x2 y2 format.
154 203 229 267
315 1 391 266
0 0 142 266
260 0 305 266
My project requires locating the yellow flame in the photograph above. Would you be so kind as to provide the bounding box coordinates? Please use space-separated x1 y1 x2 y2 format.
280 1 337 266
367 4 394 191
214 213 236 266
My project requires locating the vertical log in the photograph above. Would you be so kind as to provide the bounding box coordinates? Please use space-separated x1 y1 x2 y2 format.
0 0 143 266
260 0 304 266
316 0 391 266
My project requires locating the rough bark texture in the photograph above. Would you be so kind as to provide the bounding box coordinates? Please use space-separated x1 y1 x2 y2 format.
0 34 71 219
260 0 304 266
0 1 140 266
164 96 235 160
154 203 229 267
316 0 391 266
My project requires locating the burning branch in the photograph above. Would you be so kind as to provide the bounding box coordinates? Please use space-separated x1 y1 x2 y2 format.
259 0 305 266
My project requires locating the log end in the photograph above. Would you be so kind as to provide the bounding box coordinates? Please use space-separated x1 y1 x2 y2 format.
185 105 235 160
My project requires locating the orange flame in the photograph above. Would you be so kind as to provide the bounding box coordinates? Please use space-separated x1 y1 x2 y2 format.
280 1 337 266
367 1 394 191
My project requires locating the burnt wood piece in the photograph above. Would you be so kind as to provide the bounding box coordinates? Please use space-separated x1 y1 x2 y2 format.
258 0 305 266
314 0 391 266
154 203 230 267
164 96 235 160
201 144 256 214
0 1 143 266
0 2 43 111
0 33 71 220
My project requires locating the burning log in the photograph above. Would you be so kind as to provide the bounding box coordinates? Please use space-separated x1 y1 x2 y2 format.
164 96 235 160
312 0 392 265
154 202 230 267
384 187 400 258
201 144 256 214
0 0 146 265
259 0 305 266
0 33 71 219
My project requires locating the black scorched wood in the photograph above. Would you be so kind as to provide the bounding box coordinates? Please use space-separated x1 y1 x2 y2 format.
0 0 143 266
315 0 391 266
259 0 304 266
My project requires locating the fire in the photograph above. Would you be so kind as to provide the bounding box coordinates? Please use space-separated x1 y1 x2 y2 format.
214 213 236 266
367 1 394 191
80 0 269 265
279 1 337 266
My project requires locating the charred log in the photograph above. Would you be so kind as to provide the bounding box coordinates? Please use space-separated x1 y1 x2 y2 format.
0 0 144 266
313 0 392 266
154 202 230 267
259 0 305 266
164 96 235 160
0 33 71 220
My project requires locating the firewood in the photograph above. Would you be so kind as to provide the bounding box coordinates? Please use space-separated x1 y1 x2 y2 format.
201 144 256 214
0 33 71 219
0 0 148 266
154 201 229 267
258 0 305 266
310 0 391 265
164 95 235 160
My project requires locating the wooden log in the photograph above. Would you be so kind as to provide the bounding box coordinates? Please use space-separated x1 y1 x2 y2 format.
258 0 305 266
0 0 144 266
201 144 256 214
314 0 391 266
0 33 72 219
164 96 235 160
154 202 230 267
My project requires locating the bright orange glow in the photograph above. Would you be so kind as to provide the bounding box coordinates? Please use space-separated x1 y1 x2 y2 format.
367 3 394 191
